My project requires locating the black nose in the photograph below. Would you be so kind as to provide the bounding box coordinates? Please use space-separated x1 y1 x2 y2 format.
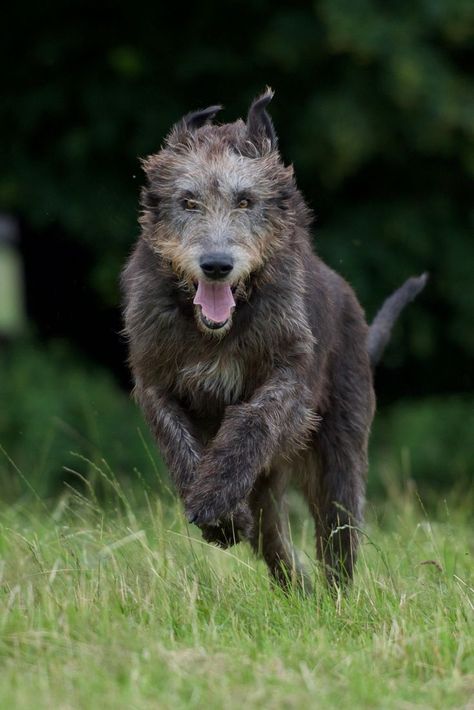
199 253 234 280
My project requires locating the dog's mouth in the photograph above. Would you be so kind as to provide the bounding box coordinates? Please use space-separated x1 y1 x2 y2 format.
193 280 236 333
199 311 229 330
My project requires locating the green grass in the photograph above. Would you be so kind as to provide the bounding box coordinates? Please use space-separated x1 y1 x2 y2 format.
0 471 472 709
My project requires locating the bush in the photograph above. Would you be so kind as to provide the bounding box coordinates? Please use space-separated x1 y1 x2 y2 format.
0 338 167 499
1 0 473 397
1 341 472 501
369 395 474 494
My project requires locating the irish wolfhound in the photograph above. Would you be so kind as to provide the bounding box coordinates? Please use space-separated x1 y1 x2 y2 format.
122 89 426 588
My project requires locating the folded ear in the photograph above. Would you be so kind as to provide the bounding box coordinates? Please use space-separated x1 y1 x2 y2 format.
165 104 222 149
246 87 277 153
183 105 222 131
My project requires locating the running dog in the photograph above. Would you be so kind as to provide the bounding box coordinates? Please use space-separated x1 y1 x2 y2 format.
122 89 426 587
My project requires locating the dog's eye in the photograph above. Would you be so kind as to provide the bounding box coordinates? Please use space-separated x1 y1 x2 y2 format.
183 198 199 211
237 198 250 209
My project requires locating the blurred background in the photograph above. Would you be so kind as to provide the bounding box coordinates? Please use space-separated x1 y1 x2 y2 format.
0 0 473 501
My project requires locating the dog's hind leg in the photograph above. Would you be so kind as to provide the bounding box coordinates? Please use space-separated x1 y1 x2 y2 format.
304 338 375 588
249 467 310 592
303 402 372 588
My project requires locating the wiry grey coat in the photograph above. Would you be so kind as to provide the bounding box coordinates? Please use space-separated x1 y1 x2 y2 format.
122 90 426 588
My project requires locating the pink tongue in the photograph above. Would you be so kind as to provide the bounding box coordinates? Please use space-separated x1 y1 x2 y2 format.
193 281 235 323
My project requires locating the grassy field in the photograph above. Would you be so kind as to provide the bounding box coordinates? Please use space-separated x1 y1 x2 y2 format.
0 468 472 709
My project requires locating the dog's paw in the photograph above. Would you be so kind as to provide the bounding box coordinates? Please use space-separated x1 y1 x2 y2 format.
185 450 247 525
185 486 232 527
187 499 254 546
200 521 240 549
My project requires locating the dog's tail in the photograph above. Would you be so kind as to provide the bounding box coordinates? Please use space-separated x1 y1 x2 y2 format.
368 273 428 367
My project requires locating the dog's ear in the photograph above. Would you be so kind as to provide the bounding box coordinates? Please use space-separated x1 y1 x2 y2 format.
246 87 277 154
165 105 222 149
183 105 222 131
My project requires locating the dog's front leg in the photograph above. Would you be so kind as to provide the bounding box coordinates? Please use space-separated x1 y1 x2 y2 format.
185 364 317 527
134 381 202 498
136 382 251 547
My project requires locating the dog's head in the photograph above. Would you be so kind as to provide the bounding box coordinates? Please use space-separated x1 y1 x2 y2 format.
140 89 305 336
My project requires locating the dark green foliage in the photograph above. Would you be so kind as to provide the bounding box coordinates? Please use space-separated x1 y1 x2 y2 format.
369 395 474 494
0 2 472 492
0 339 167 499
1 2 473 381
0 340 471 498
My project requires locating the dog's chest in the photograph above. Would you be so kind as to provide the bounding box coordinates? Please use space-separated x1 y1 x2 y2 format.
176 355 245 406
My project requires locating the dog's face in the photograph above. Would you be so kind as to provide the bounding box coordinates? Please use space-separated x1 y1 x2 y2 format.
141 90 299 336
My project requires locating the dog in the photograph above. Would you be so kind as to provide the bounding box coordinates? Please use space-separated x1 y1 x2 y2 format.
121 88 426 588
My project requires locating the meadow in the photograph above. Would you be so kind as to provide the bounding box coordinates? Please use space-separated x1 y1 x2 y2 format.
2 2 473 707
0 460 472 710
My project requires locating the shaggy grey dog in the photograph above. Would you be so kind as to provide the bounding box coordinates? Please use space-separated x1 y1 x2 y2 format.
122 89 426 588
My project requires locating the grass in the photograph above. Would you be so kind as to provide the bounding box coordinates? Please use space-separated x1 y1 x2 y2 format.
0 468 472 709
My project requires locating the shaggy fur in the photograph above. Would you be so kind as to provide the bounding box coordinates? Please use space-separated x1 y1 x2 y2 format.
122 89 426 588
